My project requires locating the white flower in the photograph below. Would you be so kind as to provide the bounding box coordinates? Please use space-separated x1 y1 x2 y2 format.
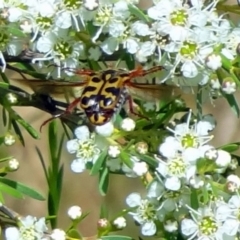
113 217 127 229
68 206 82 220
159 110 214 157
51 229 66 240
84 0 99 11
126 193 157 236
121 118 136 131
66 126 100 173
181 203 232 240
106 158 121 171
5 216 47 240
108 145 120 158
95 121 114 137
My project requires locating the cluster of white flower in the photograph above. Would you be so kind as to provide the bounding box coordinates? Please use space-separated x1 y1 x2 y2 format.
124 111 240 239
0 0 239 92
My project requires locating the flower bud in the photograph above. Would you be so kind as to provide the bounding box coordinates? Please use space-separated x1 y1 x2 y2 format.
8 158 19 171
121 118 136 131
108 145 120 158
4 133 16 146
113 217 126 229
67 206 82 220
221 77 236 94
6 93 18 104
135 142 148 154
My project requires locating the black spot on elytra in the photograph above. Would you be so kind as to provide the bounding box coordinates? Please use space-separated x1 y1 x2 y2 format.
105 87 120 96
91 77 101 83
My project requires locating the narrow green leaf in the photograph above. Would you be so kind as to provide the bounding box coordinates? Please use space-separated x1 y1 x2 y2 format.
90 149 108 175
128 4 150 23
119 151 132 168
224 94 240 117
100 203 108 219
35 147 48 180
0 178 45 200
134 153 158 168
102 235 133 240
11 119 25 146
0 72 10 83
190 188 199 209
220 142 240 152
123 54 135 70
48 121 58 165
0 136 5 146
2 107 7 126
99 167 109 196
15 116 39 139
0 181 23 198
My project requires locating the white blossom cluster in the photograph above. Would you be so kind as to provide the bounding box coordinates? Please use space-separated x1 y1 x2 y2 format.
124 111 240 239
0 0 239 93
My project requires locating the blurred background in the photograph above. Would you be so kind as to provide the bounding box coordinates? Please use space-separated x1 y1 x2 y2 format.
1 0 240 239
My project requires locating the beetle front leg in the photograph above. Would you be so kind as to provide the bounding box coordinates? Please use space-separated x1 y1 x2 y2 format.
126 96 149 121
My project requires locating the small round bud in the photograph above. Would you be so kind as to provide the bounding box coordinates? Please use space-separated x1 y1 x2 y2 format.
121 118 136 132
19 20 32 33
8 158 19 171
215 150 231 168
222 78 236 94
226 174 240 192
205 54 222 70
83 0 99 11
50 229 66 240
6 93 18 104
113 217 126 229
210 78 221 89
108 145 120 158
4 133 16 146
204 148 218 160
135 142 148 154
164 219 178 232
229 158 238 170
95 121 114 137
67 206 82 220
97 218 110 230
132 162 148 176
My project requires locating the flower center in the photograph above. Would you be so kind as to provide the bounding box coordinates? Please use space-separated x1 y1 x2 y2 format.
63 0 82 10
95 7 112 25
137 200 156 221
181 133 198 148
36 16 53 30
167 157 186 177
0 32 9 51
53 41 73 60
180 41 198 60
163 190 181 200
199 216 217 236
76 139 98 161
20 226 36 240
170 9 188 26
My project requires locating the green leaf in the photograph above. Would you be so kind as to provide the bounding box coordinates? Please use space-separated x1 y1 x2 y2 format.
0 72 10 83
128 4 150 23
119 151 132 168
11 119 25 146
0 178 45 200
7 26 26 37
224 94 240 117
123 54 135 70
134 153 158 168
102 235 133 240
90 149 108 175
99 167 109 196
0 181 23 198
220 142 240 152
49 121 58 164
67 229 82 239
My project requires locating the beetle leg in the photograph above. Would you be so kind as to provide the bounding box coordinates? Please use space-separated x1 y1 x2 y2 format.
129 66 165 79
126 96 149 121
